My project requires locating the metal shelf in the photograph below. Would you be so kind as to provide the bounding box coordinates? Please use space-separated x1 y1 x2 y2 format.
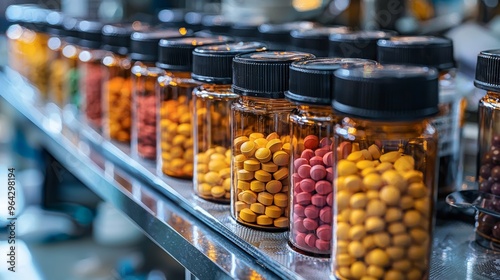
1 67 499 280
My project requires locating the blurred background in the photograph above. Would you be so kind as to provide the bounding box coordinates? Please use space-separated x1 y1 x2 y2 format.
0 0 499 279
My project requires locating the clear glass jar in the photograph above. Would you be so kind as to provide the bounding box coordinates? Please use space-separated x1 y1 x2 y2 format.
286 58 377 256
129 28 192 160
77 20 106 130
330 65 439 280
101 23 150 143
156 36 231 179
191 42 267 203
61 18 82 112
474 49 500 250
230 51 315 231
377 36 464 203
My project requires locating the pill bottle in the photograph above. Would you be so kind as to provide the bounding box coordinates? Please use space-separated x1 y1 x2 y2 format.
473 49 500 250
258 21 318 50
290 26 350 57
329 30 396 60
46 11 69 107
130 28 192 160
156 36 233 178
230 51 315 231
77 20 106 130
101 22 150 143
286 58 377 256
61 17 82 113
192 41 267 203
377 36 464 205
330 64 439 280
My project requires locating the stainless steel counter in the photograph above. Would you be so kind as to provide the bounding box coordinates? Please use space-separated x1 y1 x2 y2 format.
1 67 498 280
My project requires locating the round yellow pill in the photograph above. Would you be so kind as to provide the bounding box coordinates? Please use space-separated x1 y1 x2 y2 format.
250 202 265 214
240 190 257 204
237 169 255 181
394 155 415 172
249 132 265 141
265 205 282 218
272 151 289 166
261 162 279 173
234 154 247 169
256 215 273 225
375 162 393 173
273 217 289 228
250 180 265 192
361 149 373 160
239 208 257 223
255 147 272 163
368 144 381 159
237 180 250 190
366 249 390 267
282 143 291 154
244 159 261 171
273 193 288 207
273 167 289 180
254 138 268 148
255 170 272 182
211 186 225 198
219 167 231 179
380 185 401 206
235 201 249 212
240 141 257 158
380 151 401 163
347 151 364 162
208 159 226 173
382 170 407 192
266 180 282 194
223 178 231 191
266 132 280 141
198 183 212 195
234 136 249 150
266 139 283 153
338 160 358 176
257 192 274 205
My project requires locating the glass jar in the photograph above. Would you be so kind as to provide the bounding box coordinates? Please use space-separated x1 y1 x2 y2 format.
191 42 267 203
61 17 82 113
285 58 377 256
329 30 396 60
330 65 439 280
258 21 318 50
6 23 25 75
156 36 232 179
77 20 106 130
377 36 465 205
46 11 69 107
101 23 150 143
290 26 350 57
474 49 500 250
130 29 192 160
230 51 315 231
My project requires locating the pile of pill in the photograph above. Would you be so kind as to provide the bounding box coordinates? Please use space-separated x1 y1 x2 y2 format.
82 61 103 129
334 142 430 280
196 146 231 201
136 90 156 159
106 76 132 142
290 135 334 254
233 132 291 229
160 95 194 177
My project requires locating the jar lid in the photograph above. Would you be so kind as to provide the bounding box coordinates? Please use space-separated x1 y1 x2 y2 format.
333 64 439 120
377 36 455 70
258 21 318 44
102 22 150 55
192 41 268 84
157 8 186 27
201 15 232 34
184 11 204 30
475 49 500 92
232 51 315 98
290 26 350 56
230 23 261 39
329 30 397 60
156 36 234 71
62 17 81 45
77 20 104 49
46 11 66 36
130 28 192 62
286 58 378 105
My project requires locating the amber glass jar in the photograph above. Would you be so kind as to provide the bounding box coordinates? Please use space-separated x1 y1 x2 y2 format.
330 65 439 280
474 49 500 251
77 20 106 129
156 36 232 178
286 58 377 256
101 23 150 142
329 30 396 60
230 51 315 231
61 17 82 112
46 11 68 107
192 42 267 203
130 29 192 160
378 36 464 203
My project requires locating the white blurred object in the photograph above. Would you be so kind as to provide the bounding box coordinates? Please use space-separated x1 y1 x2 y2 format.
92 202 143 246
221 0 328 24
